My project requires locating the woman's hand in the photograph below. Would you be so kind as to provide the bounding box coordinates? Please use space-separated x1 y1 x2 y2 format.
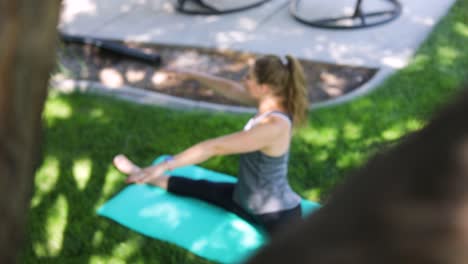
125 164 168 184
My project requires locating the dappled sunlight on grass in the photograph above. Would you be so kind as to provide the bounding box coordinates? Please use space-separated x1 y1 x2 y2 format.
97 168 125 208
343 122 362 141
299 127 337 146
302 188 321 202
92 230 104 248
454 22 468 37
31 157 60 208
24 93 219 264
336 151 365 169
406 119 424 131
381 127 405 141
90 255 127 264
43 97 73 120
381 118 424 141
34 157 60 195
313 150 329 163
73 158 92 190
111 238 142 260
407 54 430 72
437 46 460 66
33 194 68 257
90 108 105 118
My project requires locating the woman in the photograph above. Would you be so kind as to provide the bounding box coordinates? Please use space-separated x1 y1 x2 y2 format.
113 54 309 235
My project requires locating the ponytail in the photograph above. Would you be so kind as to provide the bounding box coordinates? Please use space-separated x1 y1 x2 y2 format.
254 54 309 128
285 55 309 128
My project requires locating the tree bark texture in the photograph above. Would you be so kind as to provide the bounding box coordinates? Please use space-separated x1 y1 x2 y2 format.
0 1 61 263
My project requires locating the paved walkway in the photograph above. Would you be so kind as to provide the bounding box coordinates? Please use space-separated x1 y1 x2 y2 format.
56 0 457 110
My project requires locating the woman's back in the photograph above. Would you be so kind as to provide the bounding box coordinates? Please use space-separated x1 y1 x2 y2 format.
234 111 301 215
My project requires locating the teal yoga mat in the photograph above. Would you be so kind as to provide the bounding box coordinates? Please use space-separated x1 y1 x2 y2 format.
98 155 320 263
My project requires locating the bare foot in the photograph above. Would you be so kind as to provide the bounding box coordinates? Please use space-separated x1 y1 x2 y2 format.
113 154 141 175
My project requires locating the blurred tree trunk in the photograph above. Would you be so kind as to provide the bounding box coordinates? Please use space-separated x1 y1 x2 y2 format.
247 86 468 264
0 1 61 263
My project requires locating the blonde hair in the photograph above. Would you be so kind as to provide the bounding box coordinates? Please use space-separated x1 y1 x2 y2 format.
254 54 309 128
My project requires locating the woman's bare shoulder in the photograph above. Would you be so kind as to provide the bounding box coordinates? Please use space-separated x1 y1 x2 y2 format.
258 114 291 130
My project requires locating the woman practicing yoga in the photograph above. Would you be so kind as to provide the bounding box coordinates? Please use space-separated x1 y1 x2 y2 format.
113 54 309 235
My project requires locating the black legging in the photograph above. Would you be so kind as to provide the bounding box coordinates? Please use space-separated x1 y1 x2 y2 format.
167 176 302 235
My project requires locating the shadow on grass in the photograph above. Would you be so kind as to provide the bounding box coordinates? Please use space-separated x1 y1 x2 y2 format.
21 94 223 263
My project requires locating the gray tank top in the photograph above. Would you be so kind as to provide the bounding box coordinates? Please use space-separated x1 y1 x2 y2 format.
233 111 301 214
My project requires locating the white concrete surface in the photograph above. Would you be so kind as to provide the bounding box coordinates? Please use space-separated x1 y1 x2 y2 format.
59 0 456 69
56 0 457 111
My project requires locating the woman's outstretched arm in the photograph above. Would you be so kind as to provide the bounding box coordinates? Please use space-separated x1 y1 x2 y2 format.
166 68 256 106
124 116 288 184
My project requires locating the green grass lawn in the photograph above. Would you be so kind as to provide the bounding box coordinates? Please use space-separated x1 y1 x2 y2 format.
21 0 468 263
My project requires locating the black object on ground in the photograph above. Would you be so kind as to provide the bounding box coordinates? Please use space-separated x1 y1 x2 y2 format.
290 0 402 30
60 33 162 66
176 0 272 15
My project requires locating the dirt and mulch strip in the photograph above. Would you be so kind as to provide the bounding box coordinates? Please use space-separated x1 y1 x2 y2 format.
54 40 378 107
